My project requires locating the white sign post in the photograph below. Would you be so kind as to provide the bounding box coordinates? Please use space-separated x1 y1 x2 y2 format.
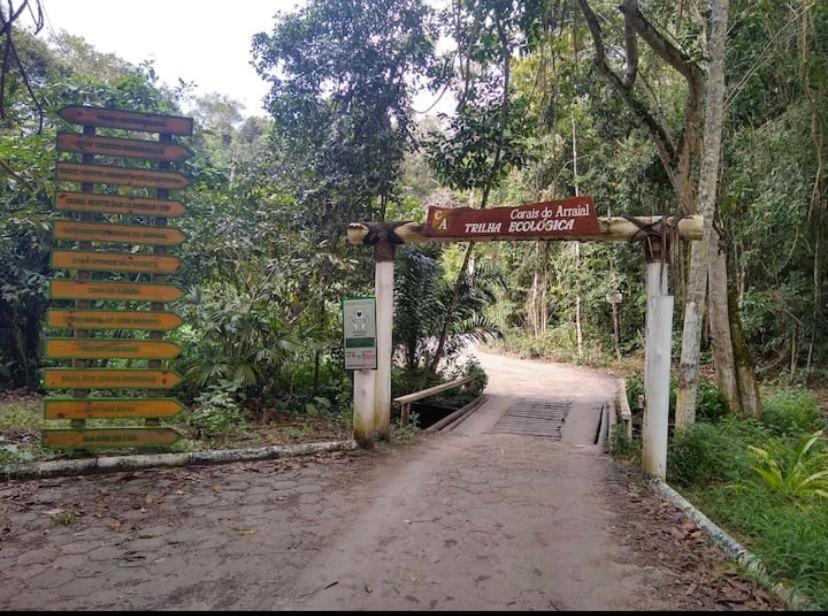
344 297 378 447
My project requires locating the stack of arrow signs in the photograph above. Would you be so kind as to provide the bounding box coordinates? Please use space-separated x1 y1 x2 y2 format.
42 106 194 450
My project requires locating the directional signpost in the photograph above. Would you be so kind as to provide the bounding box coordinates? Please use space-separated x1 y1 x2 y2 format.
47 309 183 331
54 221 186 245
56 192 186 217
51 251 182 274
43 105 194 451
42 428 181 449
44 398 184 420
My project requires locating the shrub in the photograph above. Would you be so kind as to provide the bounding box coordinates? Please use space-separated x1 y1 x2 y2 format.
697 379 727 422
668 420 759 487
761 388 822 436
187 379 248 439
749 431 828 502
609 424 640 462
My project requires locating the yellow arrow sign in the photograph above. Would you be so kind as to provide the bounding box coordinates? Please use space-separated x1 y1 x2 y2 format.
43 369 183 389
56 192 186 218
44 398 184 420
46 338 182 360
51 250 182 274
58 105 193 136
43 427 181 449
57 162 190 190
47 309 183 331
57 132 192 162
54 221 185 246
50 280 184 302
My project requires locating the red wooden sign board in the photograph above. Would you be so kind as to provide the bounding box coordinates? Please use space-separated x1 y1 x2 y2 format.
424 196 600 239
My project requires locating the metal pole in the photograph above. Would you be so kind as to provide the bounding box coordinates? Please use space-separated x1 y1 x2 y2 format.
642 241 673 479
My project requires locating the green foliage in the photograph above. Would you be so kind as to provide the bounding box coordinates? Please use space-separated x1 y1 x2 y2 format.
609 424 640 462
187 380 248 439
669 422 746 487
252 0 439 237
394 245 501 372
749 431 828 502
761 388 823 437
698 481 828 608
697 379 728 422
389 413 421 445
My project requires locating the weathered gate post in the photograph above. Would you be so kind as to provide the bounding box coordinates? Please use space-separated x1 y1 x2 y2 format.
351 223 402 447
642 237 674 479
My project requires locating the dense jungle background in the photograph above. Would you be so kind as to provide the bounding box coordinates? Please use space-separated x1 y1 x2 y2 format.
1 0 826 430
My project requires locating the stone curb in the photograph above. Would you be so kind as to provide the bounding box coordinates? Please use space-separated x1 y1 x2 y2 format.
649 477 815 611
0 439 358 482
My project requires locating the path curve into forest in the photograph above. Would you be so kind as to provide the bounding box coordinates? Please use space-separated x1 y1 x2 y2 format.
0 350 777 610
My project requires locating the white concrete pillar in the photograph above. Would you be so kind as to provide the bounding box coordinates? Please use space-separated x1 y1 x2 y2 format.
374 257 394 439
642 254 673 479
353 369 376 448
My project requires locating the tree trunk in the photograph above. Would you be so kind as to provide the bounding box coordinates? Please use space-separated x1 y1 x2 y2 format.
708 230 740 413
727 255 762 418
674 0 729 429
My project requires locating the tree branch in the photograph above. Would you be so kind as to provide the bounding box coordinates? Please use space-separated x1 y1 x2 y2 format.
576 0 677 172
617 0 703 92
622 0 639 86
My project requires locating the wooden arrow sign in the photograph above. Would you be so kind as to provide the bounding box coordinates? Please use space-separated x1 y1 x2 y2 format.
58 105 193 136
51 250 182 274
57 132 192 162
43 368 183 389
57 162 190 190
45 338 182 360
44 397 184 420
43 427 181 449
50 280 184 302
47 309 183 331
54 221 186 246
56 192 185 218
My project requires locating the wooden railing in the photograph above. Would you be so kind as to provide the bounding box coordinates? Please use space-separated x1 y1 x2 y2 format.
617 378 633 440
393 376 475 426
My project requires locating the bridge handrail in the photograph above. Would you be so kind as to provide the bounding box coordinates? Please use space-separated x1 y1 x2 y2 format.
393 376 475 425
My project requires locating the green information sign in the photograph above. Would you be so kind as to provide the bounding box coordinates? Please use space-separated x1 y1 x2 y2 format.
342 297 377 370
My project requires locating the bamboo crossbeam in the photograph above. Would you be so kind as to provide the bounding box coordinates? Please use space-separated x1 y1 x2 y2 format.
347 215 702 246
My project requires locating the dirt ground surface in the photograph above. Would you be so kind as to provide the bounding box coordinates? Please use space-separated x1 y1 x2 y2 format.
0 350 778 610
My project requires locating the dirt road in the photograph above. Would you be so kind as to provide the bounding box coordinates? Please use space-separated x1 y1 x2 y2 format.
0 350 776 610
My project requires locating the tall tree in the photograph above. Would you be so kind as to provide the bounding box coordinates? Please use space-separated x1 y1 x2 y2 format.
252 0 440 238
576 0 760 419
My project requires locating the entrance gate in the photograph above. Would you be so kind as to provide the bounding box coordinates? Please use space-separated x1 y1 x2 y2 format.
347 197 701 479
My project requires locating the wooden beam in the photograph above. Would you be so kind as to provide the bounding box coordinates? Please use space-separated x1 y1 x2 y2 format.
347 215 702 246
393 376 475 406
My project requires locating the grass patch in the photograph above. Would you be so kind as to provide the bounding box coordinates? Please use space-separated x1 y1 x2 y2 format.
667 386 828 608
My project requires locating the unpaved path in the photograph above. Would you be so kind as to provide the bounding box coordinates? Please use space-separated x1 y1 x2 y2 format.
0 351 777 610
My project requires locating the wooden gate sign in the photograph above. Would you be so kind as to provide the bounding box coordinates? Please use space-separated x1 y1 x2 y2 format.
47 309 183 331
51 250 182 274
45 338 182 360
43 369 183 389
50 280 184 302
57 133 192 162
57 162 190 190
56 192 186 217
54 221 186 246
44 398 184 420
42 427 181 449
424 196 600 239
58 105 193 136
